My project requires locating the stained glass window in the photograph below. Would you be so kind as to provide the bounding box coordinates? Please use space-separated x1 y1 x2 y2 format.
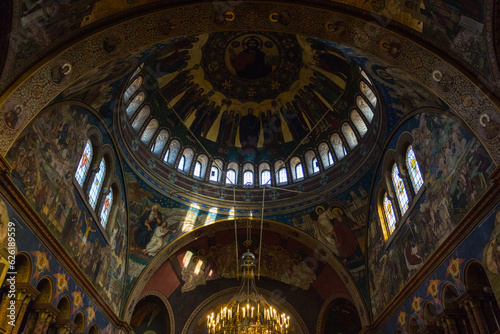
261 170 271 185
383 193 397 235
392 164 409 215
296 163 304 180
312 158 320 173
132 106 150 131
193 162 202 178
75 139 93 187
99 190 113 229
356 96 374 122
226 169 236 185
406 145 424 193
360 69 373 86
342 123 358 149
351 110 368 137
151 130 169 156
278 168 288 184
318 142 333 168
140 119 159 145
210 166 220 182
89 159 106 210
126 92 145 117
243 171 253 185
124 76 143 102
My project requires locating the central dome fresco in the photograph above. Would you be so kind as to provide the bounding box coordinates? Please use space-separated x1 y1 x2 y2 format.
119 31 379 203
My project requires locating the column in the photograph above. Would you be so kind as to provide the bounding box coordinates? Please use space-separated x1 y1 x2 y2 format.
444 316 459 334
11 288 38 334
484 299 500 332
30 311 51 334
469 298 490 334
461 302 479 334
440 318 450 334
0 289 11 333
41 314 54 334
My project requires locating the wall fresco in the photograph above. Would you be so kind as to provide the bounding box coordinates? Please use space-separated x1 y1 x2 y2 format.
0 193 117 333
378 204 500 333
5 103 128 315
368 112 494 318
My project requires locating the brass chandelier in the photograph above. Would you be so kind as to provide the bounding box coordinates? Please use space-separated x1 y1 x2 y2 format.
206 188 291 333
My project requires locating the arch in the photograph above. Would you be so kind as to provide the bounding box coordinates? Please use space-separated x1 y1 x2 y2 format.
178 147 194 174
73 311 85 334
88 157 106 210
140 119 159 145
350 109 368 137
274 160 287 184
55 295 72 320
382 192 397 237
423 301 438 326
465 261 491 292
408 316 419 334
151 130 169 157
317 295 361 334
225 162 239 185
14 252 32 284
87 324 99 334
360 81 377 107
441 283 460 310
242 163 255 185
126 91 145 118
35 276 54 304
318 142 334 169
164 139 181 165
304 150 318 175
75 139 93 188
131 294 172 334
391 164 409 216
330 133 346 160
124 76 143 102
356 96 374 122
258 162 271 185
193 154 209 179
131 105 150 131
359 68 373 86
342 123 358 150
405 145 424 194
209 159 223 183
99 185 114 229
289 156 304 182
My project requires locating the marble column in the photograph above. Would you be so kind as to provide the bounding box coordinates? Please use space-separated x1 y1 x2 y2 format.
461 300 479 334
469 298 490 334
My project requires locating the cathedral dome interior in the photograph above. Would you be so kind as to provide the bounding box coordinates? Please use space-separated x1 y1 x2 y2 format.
0 0 499 334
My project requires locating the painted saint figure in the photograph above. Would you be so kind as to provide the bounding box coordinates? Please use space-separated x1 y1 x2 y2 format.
133 204 163 252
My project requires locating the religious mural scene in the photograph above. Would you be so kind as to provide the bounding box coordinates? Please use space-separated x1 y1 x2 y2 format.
368 112 494 317
4 104 128 314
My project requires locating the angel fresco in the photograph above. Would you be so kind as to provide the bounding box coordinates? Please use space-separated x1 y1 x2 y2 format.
131 204 162 254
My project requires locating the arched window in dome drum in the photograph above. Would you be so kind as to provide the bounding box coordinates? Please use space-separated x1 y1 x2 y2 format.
178 156 185 171
132 106 150 132
209 166 220 182
392 164 409 215
296 163 304 180
193 162 202 178
360 82 377 107
89 158 106 210
312 158 320 173
406 145 424 193
165 140 180 165
75 139 93 187
330 133 346 160
304 150 318 175
360 68 373 86
210 159 223 183
356 96 374 122
151 130 169 157
124 76 143 102
243 171 254 185
383 193 397 235
140 119 159 145
126 91 145 117
318 142 334 168
351 110 368 137
99 190 113 229
226 169 236 185
342 123 358 149
259 162 271 185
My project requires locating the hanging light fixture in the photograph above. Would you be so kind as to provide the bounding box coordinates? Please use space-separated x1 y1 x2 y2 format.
206 188 291 333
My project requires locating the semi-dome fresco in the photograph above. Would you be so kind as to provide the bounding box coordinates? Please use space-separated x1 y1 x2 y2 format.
120 32 378 200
